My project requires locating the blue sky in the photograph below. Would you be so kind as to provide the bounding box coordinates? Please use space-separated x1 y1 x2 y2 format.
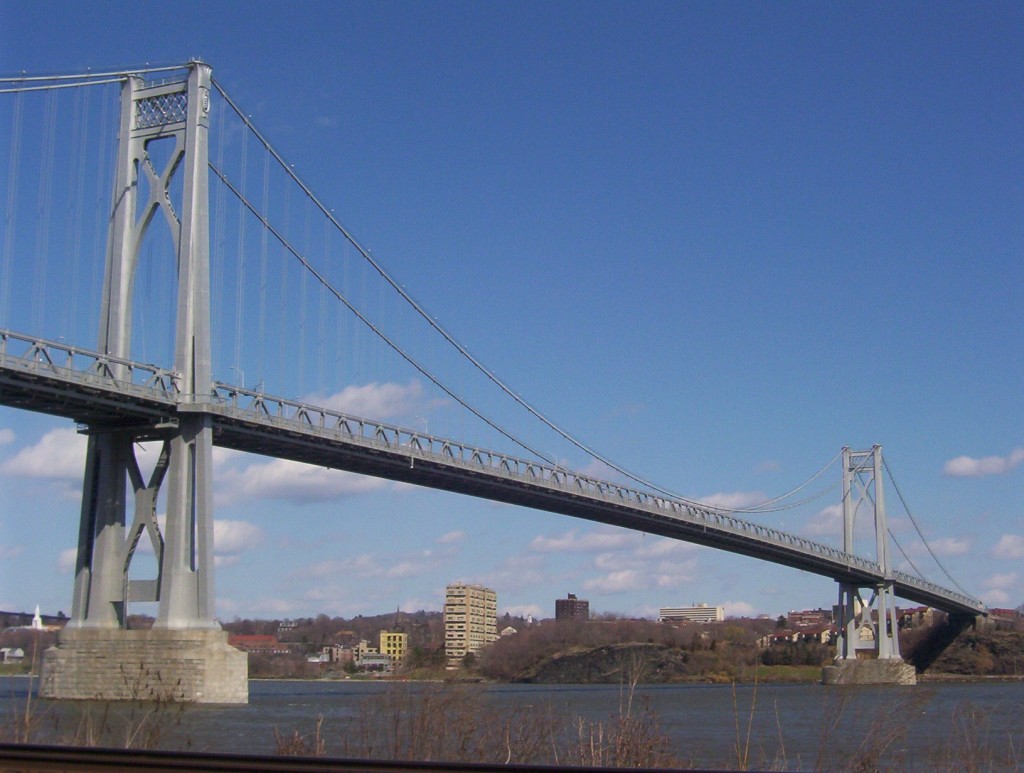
0 2 1021 623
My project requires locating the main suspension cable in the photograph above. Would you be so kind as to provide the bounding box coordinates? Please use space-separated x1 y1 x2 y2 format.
0 64 187 83
883 458 972 597
211 78 753 507
730 450 843 513
888 529 926 581
211 78 862 515
209 161 554 466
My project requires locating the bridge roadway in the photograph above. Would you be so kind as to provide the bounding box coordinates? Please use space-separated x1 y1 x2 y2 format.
0 329 986 617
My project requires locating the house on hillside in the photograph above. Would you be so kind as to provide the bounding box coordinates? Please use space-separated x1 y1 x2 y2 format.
0 647 25 662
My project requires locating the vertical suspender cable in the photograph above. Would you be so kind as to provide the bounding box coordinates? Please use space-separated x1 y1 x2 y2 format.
278 181 290 392
32 90 58 334
359 252 369 382
232 125 249 386
1 90 23 324
298 199 310 395
66 84 90 339
257 145 270 387
336 236 349 390
318 215 329 395
211 94 229 372
87 84 113 341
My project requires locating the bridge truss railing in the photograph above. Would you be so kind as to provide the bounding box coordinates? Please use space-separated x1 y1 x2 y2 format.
206 384 984 613
0 329 181 400
208 384 883 567
890 570 981 611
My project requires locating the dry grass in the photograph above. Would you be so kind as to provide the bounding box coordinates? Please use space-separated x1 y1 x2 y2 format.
0 663 189 750
271 672 687 768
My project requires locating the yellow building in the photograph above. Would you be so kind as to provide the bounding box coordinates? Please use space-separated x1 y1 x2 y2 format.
444 583 497 665
379 631 407 662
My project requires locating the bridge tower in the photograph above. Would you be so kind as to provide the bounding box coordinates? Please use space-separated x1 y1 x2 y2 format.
40 62 247 703
822 446 916 685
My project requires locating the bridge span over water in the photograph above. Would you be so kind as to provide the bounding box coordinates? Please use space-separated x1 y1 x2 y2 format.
0 61 985 701
0 329 985 618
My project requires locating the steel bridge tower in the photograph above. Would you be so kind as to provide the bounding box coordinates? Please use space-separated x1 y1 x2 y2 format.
40 62 247 703
822 446 916 684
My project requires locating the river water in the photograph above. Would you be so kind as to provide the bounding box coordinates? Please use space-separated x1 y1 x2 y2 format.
2 676 1022 770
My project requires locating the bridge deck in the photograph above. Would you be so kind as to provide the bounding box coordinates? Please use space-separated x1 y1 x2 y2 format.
0 330 985 617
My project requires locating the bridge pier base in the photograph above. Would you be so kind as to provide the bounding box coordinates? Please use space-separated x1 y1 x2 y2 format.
822 658 916 685
40 628 248 704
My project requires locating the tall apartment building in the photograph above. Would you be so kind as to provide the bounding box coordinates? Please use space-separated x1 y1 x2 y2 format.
444 583 497 665
555 593 589 621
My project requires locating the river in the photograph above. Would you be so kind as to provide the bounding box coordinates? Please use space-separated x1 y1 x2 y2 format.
2 676 1022 770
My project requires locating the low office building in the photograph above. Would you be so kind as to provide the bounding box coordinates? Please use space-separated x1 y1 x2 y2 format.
659 603 725 624
379 631 407 663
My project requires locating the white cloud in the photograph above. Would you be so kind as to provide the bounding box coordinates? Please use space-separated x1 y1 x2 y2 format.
290 546 448 584
57 547 77 574
313 381 424 420
984 589 1012 605
724 600 756 617
385 554 440 579
213 519 265 553
215 456 386 505
927 537 971 557
294 555 379 580
531 529 638 553
1 427 86 480
980 572 1020 607
805 504 842 537
698 491 767 510
502 603 543 619
530 527 703 597
583 569 646 594
401 597 441 614
943 448 1024 477
480 555 548 591
573 459 620 481
437 530 465 544
0 544 23 560
0 428 14 445
635 538 699 558
653 560 698 588
992 534 1024 560
592 552 626 571
982 572 1018 590
244 596 308 617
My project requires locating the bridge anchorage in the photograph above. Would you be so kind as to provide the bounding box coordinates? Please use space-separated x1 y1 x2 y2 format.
5 61 981 702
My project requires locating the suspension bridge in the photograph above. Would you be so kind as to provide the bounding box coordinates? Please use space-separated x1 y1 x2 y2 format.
0 62 984 701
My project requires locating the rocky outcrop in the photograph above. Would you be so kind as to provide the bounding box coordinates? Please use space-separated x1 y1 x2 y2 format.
517 642 708 684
